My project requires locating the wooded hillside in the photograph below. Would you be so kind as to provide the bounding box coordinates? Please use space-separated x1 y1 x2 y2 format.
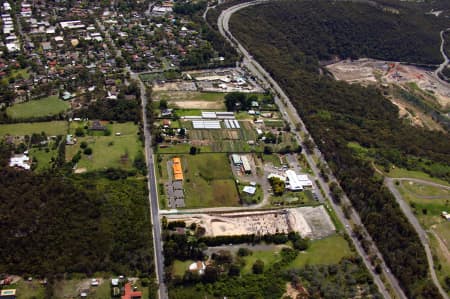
230 1 450 297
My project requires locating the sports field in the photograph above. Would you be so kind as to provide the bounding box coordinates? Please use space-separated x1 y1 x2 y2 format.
6 96 70 119
0 121 68 136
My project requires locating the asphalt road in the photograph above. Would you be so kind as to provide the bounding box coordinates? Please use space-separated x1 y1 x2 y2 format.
218 2 409 298
385 178 449 299
133 72 168 299
97 15 167 298
435 28 450 81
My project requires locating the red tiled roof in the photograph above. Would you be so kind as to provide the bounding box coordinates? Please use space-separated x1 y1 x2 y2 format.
121 283 142 299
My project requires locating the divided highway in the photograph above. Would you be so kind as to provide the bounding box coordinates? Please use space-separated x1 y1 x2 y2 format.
218 2 408 299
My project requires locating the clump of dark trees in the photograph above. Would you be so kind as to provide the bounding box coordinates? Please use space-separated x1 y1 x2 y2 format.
163 221 379 298
0 157 154 290
231 1 450 297
75 83 142 123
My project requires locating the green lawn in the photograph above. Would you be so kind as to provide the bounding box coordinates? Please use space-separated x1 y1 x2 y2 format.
7 95 70 119
53 278 147 299
262 153 282 167
158 143 212 154
0 121 68 136
395 181 450 291
10 280 46 299
264 120 285 128
175 109 202 117
385 166 450 186
162 153 240 208
242 249 282 274
172 260 194 276
29 145 57 172
66 122 142 171
429 233 450 292
398 181 450 228
270 190 315 206
154 91 226 102
153 91 226 109
288 234 353 268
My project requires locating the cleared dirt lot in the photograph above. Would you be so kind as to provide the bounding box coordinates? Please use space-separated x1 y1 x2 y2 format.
327 58 450 108
165 206 335 239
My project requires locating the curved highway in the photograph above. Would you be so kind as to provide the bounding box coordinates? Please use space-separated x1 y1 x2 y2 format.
435 28 450 81
218 2 409 299
385 177 449 299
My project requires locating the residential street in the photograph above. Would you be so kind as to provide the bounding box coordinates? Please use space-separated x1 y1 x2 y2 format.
133 72 168 299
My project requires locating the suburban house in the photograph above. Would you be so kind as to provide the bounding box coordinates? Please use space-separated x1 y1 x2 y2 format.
121 283 142 299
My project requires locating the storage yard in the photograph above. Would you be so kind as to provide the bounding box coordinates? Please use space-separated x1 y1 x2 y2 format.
165 206 335 239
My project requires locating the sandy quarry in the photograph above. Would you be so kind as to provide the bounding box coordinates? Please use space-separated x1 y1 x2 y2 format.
165 206 335 239
327 58 450 108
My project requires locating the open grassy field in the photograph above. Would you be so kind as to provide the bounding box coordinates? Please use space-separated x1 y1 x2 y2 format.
396 181 450 289
29 145 57 172
262 153 283 167
242 249 282 274
398 181 450 228
10 280 46 299
66 122 142 172
52 278 150 299
0 121 68 136
7 96 70 119
430 233 450 292
172 260 194 277
287 234 353 268
270 190 315 206
153 91 226 109
384 166 450 186
160 153 240 208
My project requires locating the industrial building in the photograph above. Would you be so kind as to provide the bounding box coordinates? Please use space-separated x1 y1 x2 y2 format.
268 170 313 191
286 170 303 191
241 155 251 174
172 157 184 181
231 154 242 165
231 154 251 174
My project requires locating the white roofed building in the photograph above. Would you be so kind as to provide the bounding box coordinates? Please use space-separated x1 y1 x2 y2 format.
285 169 302 191
9 154 31 170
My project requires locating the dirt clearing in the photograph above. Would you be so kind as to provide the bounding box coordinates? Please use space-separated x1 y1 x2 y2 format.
165 206 335 239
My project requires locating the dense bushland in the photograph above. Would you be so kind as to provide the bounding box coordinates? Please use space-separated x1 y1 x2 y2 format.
230 1 450 297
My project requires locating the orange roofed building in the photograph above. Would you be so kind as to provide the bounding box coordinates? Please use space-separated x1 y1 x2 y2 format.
172 157 183 181
121 283 142 299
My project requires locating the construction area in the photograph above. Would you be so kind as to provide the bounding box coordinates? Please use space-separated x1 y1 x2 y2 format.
164 206 336 239
327 58 450 108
